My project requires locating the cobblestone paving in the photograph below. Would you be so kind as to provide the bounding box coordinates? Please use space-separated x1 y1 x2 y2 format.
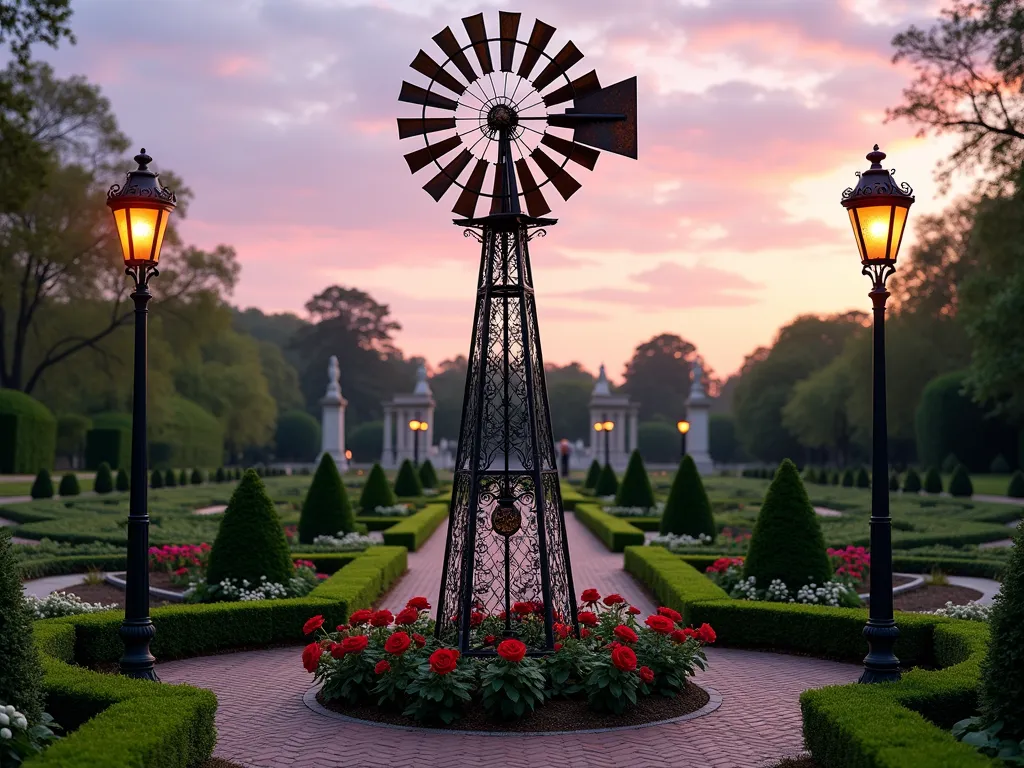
159 512 859 768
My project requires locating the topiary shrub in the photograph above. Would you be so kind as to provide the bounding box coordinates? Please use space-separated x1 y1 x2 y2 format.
855 466 870 488
888 471 900 492
0 530 44 719
594 463 618 497
93 462 114 494
903 468 922 493
830 470 840 486
660 455 715 541
743 459 831 593
923 466 943 494
941 452 960 474
801 466 818 484
979 519 1024 739
30 468 53 499
394 459 423 497
57 472 79 496
418 458 439 489
115 467 130 492
990 454 1011 474
234 467 242 481
151 468 164 489
615 450 655 508
215 467 227 483
164 468 177 488
0 389 56 474
1008 470 1024 499
584 460 601 489
299 454 355 544
190 468 204 485
359 463 395 511
206 470 293 587
948 464 973 498
84 412 132 470
178 469 188 486
840 468 854 487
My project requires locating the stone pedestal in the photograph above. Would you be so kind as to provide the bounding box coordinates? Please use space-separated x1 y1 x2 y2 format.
382 364 435 468
686 361 713 475
320 356 348 470
588 363 640 471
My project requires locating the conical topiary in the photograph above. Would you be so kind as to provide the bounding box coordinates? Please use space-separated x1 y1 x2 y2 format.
990 454 1011 474
831 470 840 486
30 469 53 499
234 468 242 480
948 464 973 498
855 466 870 488
615 450 656 508
941 453 960 474
164 468 177 488
903 468 922 493
206 470 293 587
359 463 395 511
215 467 226 483
178 469 188 486
1007 470 1024 499
58 473 80 496
743 459 832 593
151 468 164 489
418 458 438 489
0 530 44 720
841 468 855 487
115 467 130 492
979 519 1024 739
660 455 715 540
93 462 113 494
584 460 601 489
191 468 204 485
594 463 618 497
299 454 355 543
801 466 817 484
923 467 943 494
394 459 423 497
888 471 900 492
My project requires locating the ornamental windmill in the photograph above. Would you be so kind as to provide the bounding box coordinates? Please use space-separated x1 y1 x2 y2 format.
397 10 638 654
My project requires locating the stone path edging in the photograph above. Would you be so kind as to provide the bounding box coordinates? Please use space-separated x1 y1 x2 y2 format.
105 571 185 602
858 572 924 601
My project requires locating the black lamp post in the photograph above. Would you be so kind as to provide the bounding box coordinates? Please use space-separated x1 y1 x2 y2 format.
107 149 176 681
408 419 428 466
593 420 614 466
677 420 690 460
841 144 914 684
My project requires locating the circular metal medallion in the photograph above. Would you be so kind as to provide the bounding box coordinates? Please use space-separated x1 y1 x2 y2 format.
491 500 521 537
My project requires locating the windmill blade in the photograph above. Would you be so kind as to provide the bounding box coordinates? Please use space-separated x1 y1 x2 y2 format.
530 147 582 201
423 149 474 201
397 117 457 139
404 134 463 174
542 70 601 107
433 26 478 84
410 50 466 96
517 19 556 80
532 41 583 92
541 134 599 170
515 158 551 217
490 162 506 214
399 81 459 111
569 76 638 159
452 158 489 218
498 12 521 72
462 13 494 75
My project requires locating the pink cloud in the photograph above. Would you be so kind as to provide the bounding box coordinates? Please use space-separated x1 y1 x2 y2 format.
556 262 763 308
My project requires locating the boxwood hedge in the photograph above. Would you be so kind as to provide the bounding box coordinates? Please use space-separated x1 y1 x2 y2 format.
381 504 447 551
575 504 645 552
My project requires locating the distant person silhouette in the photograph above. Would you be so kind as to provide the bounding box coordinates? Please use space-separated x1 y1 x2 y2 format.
559 438 571 478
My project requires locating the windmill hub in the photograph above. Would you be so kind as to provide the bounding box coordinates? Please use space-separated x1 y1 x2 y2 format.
486 103 519 132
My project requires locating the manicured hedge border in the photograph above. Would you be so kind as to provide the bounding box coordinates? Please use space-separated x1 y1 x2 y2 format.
574 504 645 552
381 504 447 551
18 554 129 580
559 486 586 511
624 546 998 767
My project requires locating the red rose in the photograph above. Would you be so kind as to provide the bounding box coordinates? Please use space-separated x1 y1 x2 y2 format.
581 588 601 603
329 642 346 659
639 666 655 684
342 635 369 654
336 624 350 632
429 648 460 675
413 633 426 647
683 627 699 640
370 610 393 627
611 645 637 672
497 638 527 663
512 601 534 616
627 605 641 615
657 606 682 623
484 634 496 646
645 615 675 634
697 623 717 644
554 622 572 639
554 642 563 651
603 594 625 607
375 660 391 675
578 611 598 627
385 631 411 655
670 629 687 644
349 609 373 625
406 596 431 610
470 611 485 627
301 642 322 673
395 607 419 626
580 627 591 639
303 615 324 635
613 624 638 644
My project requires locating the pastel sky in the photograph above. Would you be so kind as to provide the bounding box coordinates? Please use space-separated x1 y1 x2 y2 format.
40 0 974 382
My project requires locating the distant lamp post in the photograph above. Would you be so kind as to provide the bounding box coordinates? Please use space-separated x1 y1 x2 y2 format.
841 144 914 684
594 420 614 466
676 420 690 460
106 148 176 681
345 449 353 462
408 419 428 466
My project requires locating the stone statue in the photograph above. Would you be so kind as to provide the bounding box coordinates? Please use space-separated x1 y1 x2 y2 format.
413 363 432 396
593 362 611 396
325 355 342 399
690 360 705 396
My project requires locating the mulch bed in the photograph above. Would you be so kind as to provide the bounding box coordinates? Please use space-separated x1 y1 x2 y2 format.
318 682 710 732
61 581 175 610
893 584 983 612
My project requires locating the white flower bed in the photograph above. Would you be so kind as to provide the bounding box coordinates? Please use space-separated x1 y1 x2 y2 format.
647 532 713 549
360 503 413 517
193 575 290 602
0 705 28 736
602 502 665 518
311 531 378 551
24 591 116 619
422 488 440 496
726 574 854 607
929 600 991 622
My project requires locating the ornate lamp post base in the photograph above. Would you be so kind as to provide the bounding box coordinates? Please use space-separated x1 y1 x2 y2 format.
859 621 900 683
118 618 159 681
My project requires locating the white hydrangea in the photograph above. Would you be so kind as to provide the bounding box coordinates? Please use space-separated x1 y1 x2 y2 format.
730 576 759 601
765 579 791 602
795 581 851 607
311 531 378 551
647 532 713 550
212 576 290 601
24 591 117 619
727 576 853 607
929 601 991 622
0 703 27 737
603 502 665 518
363 504 413 517
422 488 440 496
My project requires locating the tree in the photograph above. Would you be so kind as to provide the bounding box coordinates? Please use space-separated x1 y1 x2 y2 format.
660 455 715 539
0 530 44 719
274 410 321 462
709 414 740 464
394 459 422 498
358 463 394 511
546 362 594 441
429 356 468 442
620 334 704 422
257 341 304 413
615 451 655 508
298 454 354 543
637 421 679 464
347 421 382 464
782 357 856 466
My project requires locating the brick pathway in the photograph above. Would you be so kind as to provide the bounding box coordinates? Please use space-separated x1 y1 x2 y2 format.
159 513 859 768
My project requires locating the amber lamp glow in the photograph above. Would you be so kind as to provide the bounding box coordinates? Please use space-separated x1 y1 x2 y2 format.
677 420 690 435
107 149 176 267
840 145 914 266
